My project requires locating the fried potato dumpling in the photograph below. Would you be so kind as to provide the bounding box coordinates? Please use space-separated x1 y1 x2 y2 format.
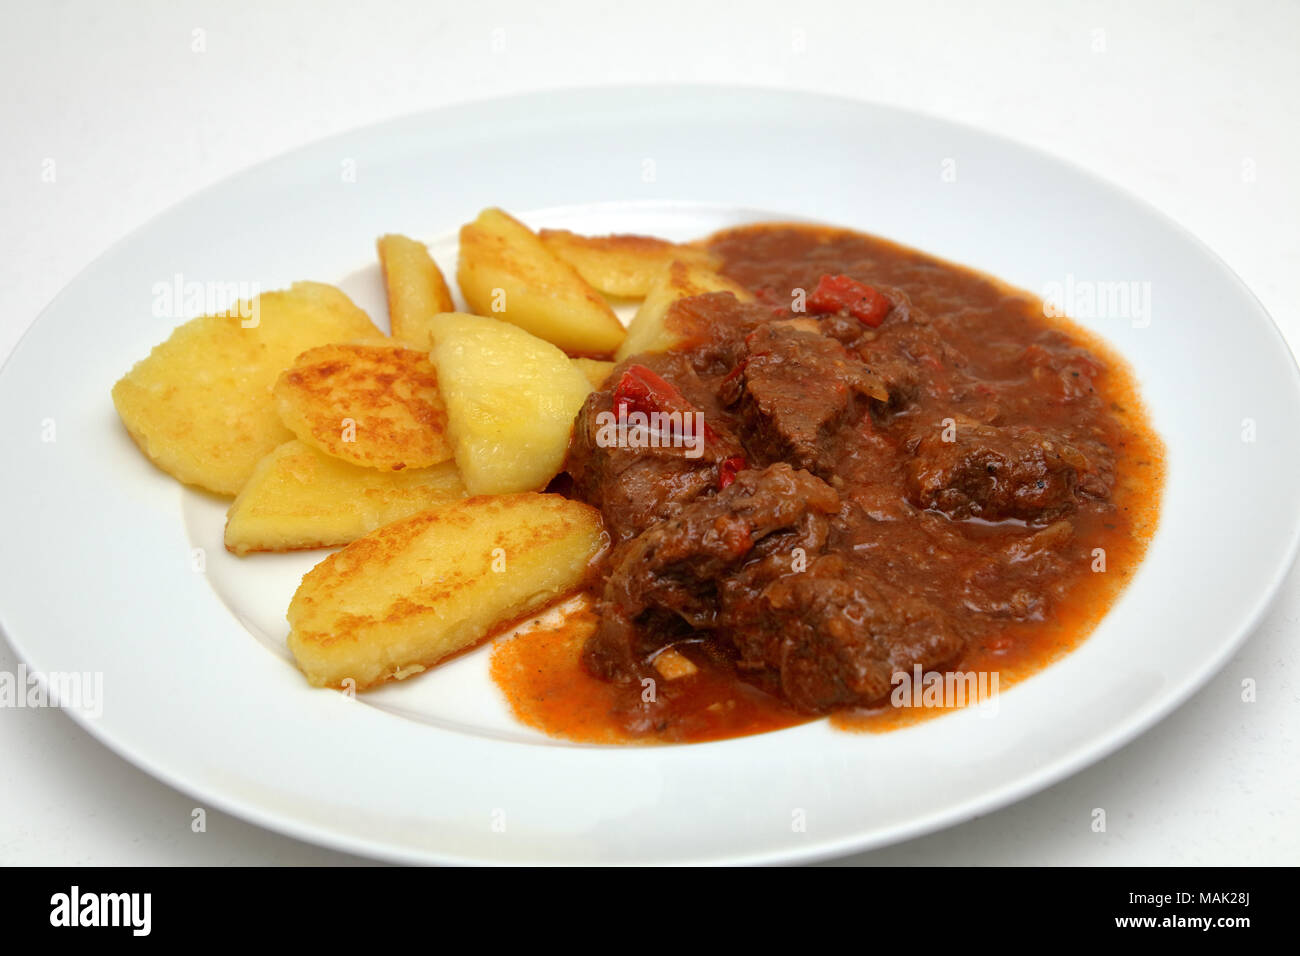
273 342 453 471
426 312 592 494
571 357 615 390
615 260 754 362
224 440 465 555
538 229 716 298
376 233 456 347
457 208 626 356
112 282 380 495
287 494 607 689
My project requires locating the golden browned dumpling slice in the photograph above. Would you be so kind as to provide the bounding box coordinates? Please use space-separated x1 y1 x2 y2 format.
224 440 465 555
273 341 453 471
571 357 615 390
457 208 626 356
539 228 717 298
376 233 456 347
424 313 592 494
287 494 607 689
111 282 380 495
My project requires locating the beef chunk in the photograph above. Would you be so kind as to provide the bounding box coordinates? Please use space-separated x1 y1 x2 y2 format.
582 463 839 682
799 293 952 413
855 347 925 412
722 324 886 476
905 423 1088 523
583 459 961 714
567 390 718 542
659 292 770 376
723 553 963 711
565 353 744 542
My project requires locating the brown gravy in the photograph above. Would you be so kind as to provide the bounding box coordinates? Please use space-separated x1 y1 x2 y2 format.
492 223 1164 744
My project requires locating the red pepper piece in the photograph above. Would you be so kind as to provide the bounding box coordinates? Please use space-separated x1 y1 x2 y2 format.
718 455 747 489
613 364 718 442
807 274 891 327
612 364 691 418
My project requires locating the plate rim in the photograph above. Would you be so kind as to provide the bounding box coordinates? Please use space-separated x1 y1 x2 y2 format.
4 84 1300 866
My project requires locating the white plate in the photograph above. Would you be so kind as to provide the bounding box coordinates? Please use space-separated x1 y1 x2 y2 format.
2 87 1298 866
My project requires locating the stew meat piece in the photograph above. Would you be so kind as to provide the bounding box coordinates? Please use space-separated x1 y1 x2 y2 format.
568 352 746 543
566 224 1129 729
723 323 887 478
728 553 963 710
585 463 840 688
904 423 1091 523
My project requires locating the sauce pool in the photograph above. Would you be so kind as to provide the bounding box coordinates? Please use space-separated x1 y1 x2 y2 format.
491 224 1165 745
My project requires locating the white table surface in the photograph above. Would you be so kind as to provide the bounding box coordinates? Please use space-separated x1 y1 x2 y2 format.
2 0 1297 866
